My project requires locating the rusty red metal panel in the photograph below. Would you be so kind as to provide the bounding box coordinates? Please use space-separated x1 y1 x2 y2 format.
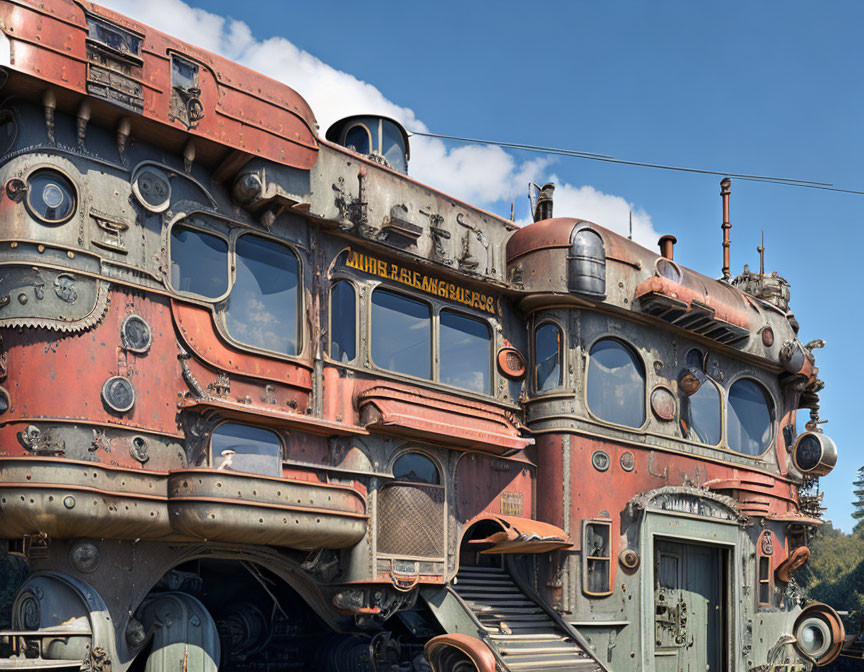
0 0 318 172
1 288 183 443
357 382 533 453
455 451 534 523
172 300 313 390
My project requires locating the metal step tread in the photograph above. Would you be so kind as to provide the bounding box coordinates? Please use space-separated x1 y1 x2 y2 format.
488 633 569 642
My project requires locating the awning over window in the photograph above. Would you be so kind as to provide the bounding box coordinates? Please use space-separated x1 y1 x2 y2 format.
469 515 572 554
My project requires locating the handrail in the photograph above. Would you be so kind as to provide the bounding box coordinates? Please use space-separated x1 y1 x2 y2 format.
505 556 612 672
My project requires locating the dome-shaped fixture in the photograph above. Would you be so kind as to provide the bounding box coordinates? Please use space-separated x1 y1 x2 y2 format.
326 115 410 174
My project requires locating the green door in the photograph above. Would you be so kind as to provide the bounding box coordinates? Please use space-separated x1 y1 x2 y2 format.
654 539 726 672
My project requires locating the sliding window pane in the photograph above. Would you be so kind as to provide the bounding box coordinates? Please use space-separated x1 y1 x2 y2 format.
371 289 431 379
440 310 491 393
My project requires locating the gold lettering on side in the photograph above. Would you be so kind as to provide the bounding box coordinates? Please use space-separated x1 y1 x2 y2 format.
342 249 497 315
501 492 524 516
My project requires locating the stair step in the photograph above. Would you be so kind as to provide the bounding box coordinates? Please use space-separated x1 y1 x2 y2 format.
455 591 526 600
489 633 568 642
476 611 548 622
457 567 510 579
497 642 580 655
503 653 596 670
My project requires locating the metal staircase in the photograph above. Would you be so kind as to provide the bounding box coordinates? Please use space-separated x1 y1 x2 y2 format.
424 563 604 672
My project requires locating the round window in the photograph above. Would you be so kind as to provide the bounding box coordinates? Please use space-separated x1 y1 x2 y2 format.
26 169 76 224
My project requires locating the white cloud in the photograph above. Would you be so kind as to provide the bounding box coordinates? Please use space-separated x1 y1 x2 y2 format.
100 0 659 245
547 180 659 248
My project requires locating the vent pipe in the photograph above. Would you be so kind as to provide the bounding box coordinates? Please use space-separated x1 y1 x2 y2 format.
720 177 732 281
658 235 677 260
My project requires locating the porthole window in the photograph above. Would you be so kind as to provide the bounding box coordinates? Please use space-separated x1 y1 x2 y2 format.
329 280 356 362
727 378 774 456
371 289 431 379
26 169 77 224
587 339 645 428
211 423 282 477
392 452 440 485
169 225 229 299
440 309 491 394
534 323 562 392
224 234 299 356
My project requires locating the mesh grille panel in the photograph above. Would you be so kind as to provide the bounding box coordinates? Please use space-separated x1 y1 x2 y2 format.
377 484 445 558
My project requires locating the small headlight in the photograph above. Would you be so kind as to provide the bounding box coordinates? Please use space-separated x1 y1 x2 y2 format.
797 617 831 659
792 431 837 476
794 603 845 666
26 169 76 224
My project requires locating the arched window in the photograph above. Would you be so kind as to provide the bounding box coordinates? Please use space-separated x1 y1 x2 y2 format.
392 452 440 485
211 423 282 477
344 124 371 155
680 374 722 445
378 452 445 558
587 339 645 428
568 226 606 297
329 280 356 362
224 234 299 356
534 323 562 392
727 378 774 456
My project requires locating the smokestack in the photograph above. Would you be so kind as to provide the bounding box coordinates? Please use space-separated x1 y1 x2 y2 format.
658 235 677 260
720 177 731 281
533 183 555 222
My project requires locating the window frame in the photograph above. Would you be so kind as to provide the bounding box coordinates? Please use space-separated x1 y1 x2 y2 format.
581 519 613 597
679 374 724 449
756 531 774 607
583 335 648 431
376 447 447 562
208 420 285 477
369 285 435 382
220 229 304 359
343 121 375 155
725 374 776 458
364 282 497 396
328 277 360 364
532 319 566 394
167 218 232 303
438 306 494 396
166 216 307 361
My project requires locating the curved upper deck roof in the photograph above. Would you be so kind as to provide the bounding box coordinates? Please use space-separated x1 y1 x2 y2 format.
0 0 318 171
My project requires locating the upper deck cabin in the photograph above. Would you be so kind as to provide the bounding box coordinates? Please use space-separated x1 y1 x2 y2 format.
0 0 832 487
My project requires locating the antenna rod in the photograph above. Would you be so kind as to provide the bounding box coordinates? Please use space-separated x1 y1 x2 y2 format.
721 177 732 281
758 231 765 276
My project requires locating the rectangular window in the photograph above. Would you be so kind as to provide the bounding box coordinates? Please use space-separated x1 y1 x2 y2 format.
439 309 491 394
371 289 431 379
330 281 356 362
86 16 142 57
758 556 771 605
224 234 299 356
170 225 229 299
535 323 562 391
582 520 612 596
211 423 282 477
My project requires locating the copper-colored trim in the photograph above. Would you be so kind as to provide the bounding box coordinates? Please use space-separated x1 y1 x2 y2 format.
166 496 368 519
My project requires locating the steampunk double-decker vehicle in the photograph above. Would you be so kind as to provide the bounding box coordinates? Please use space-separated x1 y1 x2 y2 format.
0 2 852 671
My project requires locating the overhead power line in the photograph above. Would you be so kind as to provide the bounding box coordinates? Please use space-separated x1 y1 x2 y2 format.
408 130 864 195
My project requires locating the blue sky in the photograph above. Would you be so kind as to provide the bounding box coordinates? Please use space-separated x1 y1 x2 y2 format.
104 0 864 531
